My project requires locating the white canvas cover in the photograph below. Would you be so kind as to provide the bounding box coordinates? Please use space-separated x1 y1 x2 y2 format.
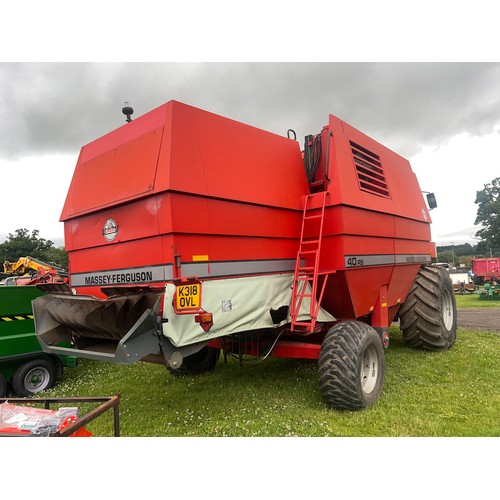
162 273 335 347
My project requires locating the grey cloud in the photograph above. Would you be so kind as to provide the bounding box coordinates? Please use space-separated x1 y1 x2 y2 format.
1 62 500 160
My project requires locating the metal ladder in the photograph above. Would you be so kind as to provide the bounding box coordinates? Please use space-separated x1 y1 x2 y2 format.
290 191 331 333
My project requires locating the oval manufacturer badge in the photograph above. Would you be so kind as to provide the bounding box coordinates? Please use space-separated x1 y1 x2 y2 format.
102 218 118 241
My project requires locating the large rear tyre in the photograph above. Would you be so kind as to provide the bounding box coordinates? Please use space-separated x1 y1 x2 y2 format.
12 359 57 397
168 346 220 376
318 320 385 410
399 265 457 351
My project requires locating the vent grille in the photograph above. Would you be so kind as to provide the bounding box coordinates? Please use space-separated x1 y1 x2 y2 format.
350 141 390 198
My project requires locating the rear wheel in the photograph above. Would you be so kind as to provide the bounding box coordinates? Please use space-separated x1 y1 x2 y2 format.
318 320 385 410
168 346 220 376
399 265 457 351
12 359 57 397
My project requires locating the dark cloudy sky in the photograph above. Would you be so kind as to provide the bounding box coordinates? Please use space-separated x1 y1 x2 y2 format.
1 62 499 161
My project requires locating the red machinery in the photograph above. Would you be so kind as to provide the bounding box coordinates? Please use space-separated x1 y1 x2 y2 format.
471 257 500 285
33 100 457 410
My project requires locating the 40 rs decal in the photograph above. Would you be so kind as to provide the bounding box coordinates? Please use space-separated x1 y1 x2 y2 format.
345 255 431 268
345 255 395 268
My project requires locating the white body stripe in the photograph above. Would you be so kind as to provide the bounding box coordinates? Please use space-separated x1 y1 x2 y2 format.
71 255 431 287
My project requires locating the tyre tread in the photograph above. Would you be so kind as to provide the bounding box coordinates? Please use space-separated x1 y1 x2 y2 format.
399 265 457 351
318 321 384 410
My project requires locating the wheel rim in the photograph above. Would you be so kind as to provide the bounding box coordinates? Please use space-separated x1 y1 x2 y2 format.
442 288 454 330
361 344 379 394
24 367 51 393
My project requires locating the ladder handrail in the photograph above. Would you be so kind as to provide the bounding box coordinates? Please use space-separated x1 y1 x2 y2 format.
290 191 331 333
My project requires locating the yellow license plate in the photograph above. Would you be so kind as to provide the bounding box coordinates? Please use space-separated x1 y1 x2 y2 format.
175 282 201 312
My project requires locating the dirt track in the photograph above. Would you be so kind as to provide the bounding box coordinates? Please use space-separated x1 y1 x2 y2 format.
457 308 500 332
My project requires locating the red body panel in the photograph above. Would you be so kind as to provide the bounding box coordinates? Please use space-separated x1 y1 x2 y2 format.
61 100 434 329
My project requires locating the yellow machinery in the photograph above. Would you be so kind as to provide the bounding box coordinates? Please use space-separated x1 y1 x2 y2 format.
3 256 64 276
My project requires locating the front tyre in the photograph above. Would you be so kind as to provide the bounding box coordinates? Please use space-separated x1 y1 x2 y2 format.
318 321 385 410
399 265 457 351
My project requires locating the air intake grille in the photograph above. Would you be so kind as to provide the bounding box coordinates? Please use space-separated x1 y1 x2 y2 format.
350 141 390 198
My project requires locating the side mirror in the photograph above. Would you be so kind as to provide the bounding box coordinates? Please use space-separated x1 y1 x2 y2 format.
426 192 437 210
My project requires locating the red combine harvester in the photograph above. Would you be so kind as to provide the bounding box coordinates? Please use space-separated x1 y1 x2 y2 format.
33 100 456 410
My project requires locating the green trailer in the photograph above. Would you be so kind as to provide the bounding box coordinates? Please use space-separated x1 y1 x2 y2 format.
0 286 76 397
